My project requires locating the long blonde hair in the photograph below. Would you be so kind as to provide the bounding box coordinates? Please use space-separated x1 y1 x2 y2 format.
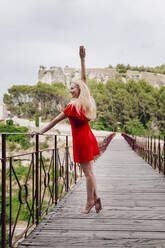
71 80 96 121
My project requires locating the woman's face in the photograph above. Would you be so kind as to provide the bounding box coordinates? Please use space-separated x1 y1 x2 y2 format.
70 83 80 98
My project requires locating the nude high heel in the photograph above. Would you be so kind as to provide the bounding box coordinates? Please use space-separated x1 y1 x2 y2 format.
80 201 95 214
95 197 102 213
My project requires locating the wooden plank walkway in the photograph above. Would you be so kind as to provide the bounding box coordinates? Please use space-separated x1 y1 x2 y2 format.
18 133 165 248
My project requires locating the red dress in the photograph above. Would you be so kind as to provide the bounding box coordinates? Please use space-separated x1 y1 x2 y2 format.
63 104 100 164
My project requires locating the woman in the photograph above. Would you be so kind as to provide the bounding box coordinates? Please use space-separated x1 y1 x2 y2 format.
34 80 102 214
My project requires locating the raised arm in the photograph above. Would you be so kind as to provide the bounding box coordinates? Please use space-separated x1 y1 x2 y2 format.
39 112 66 135
79 46 86 84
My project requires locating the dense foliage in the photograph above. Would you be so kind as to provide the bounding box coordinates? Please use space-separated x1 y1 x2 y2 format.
3 79 165 137
3 82 70 120
88 79 165 137
0 121 31 149
109 63 165 75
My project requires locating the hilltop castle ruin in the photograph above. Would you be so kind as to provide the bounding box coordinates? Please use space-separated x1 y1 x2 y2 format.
38 65 165 88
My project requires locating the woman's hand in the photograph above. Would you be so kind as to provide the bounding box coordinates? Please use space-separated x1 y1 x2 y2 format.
79 46 86 60
79 46 86 83
30 112 66 138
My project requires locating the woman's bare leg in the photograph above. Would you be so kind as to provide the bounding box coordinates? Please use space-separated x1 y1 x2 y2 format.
80 161 99 207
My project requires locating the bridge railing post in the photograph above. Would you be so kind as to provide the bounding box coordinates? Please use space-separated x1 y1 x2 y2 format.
164 136 165 176
35 134 39 224
150 136 153 166
1 134 7 248
148 136 150 164
153 136 156 169
74 162 77 184
65 136 69 192
133 137 136 151
54 135 58 205
158 136 161 173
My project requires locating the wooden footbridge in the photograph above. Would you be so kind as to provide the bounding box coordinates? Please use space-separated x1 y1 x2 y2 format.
1 47 165 247
14 132 165 248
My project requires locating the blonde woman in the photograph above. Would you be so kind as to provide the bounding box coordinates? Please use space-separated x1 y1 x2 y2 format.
34 80 102 214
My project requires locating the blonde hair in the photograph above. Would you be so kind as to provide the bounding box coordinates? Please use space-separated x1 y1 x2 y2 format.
71 80 96 121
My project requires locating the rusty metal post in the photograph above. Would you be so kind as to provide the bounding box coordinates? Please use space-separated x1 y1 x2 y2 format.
164 136 165 176
154 136 156 169
52 148 55 204
1 134 7 248
132 137 135 150
65 136 69 191
74 162 77 184
158 136 161 173
54 135 58 205
9 157 12 247
32 153 35 224
144 137 146 161
145 136 147 162
142 138 145 159
147 136 150 164
35 134 39 224
39 151 42 216
150 136 153 166
135 137 137 152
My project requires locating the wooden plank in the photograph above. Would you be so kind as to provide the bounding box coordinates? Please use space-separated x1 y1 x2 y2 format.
18 239 165 248
20 230 165 240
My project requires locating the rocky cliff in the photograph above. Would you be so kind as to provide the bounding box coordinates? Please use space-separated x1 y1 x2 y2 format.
38 65 165 88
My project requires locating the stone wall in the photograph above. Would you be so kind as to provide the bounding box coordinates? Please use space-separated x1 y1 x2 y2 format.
0 104 9 120
38 65 65 85
126 70 165 88
38 65 165 88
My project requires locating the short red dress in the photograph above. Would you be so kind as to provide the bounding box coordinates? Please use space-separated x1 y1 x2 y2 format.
63 104 100 164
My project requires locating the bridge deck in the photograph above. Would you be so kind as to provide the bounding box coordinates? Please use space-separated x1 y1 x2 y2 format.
19 133 165 247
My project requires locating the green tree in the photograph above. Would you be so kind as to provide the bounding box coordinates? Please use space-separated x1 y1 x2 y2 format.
35 110 39 127
125 119 147 136
116 64 127 73
157 86 165 134
3 82 70 120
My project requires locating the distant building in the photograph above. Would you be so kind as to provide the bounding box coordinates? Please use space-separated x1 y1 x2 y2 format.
0 104 9 121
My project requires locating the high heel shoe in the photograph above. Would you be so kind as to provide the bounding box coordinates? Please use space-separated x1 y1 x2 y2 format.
95 197 102 213
80 202 95 214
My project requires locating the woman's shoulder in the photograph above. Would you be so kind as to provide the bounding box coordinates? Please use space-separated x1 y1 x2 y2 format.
63 103 74 114
63 103 88 121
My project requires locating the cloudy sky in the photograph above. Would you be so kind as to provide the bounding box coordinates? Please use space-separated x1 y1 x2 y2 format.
1 0 165 103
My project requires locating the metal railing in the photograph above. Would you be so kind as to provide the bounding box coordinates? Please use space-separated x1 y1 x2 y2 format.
99 132 116 152
122 133 165 175
0 132 115 248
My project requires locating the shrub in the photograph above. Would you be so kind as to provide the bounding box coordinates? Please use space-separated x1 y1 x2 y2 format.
0 123 31 150
6 119 14 126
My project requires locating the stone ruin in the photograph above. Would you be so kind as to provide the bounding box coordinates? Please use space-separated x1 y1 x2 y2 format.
38 65 165 88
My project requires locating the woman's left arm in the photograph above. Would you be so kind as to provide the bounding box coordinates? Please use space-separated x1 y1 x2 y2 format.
39 112 67 134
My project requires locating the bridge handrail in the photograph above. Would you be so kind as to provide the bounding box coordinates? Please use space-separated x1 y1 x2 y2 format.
122 133 165 175
1 132 116 248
